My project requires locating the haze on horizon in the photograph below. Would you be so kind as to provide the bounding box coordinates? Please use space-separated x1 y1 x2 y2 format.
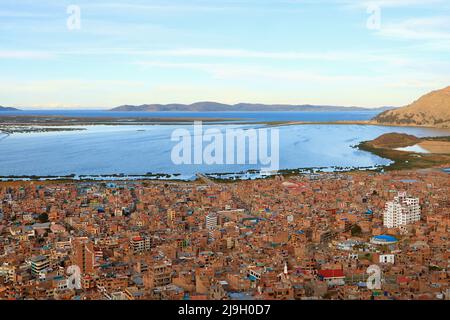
0 0 449 110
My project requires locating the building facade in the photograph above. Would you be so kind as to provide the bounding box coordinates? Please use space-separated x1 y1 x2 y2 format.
384 192 421 228
72 237 95 275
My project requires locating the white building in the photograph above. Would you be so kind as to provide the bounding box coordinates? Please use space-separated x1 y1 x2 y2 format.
379 254 395 264
205 213 218 230
0 264 16 282
383 192 421 228
130 236 153 254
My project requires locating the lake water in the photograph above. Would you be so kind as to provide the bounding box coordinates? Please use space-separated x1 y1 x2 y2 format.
1 112 450 179
395 145 430 153
0 110 380 122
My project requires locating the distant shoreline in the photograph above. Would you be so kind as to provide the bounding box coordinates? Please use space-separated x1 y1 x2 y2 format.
109 102 395 113
2 116 450 133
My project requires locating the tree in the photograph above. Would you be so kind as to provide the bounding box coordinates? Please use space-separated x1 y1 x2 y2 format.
38 213 49 223
351 224 362 237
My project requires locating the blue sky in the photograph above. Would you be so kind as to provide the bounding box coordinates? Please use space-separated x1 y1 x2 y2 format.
0 0 449 109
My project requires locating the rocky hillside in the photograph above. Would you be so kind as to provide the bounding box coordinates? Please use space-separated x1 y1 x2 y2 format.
374 86 450 128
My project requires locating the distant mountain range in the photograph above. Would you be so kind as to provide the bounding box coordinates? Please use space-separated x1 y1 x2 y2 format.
111 102 395 112
0 106 19 111
374 86 450 128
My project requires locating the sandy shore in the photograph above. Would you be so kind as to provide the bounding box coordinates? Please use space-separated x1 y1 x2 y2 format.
418 141 450 154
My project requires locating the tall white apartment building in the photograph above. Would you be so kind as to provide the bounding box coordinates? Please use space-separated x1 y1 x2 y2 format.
384 192 421 228
205 213 218 230
206 213 218 243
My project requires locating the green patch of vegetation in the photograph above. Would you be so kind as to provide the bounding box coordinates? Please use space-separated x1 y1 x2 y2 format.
38 213 49 223
351 224 362 236
428 265 442 271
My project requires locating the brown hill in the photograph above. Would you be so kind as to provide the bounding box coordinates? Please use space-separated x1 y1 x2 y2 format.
366 133 420 148
374 86 450 128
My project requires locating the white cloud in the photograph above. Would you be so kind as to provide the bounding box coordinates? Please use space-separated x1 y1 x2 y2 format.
0 79 148 108
0 10 50 18
339 0 444 8
56 47 411 67
135 60 381 83
85 2 239 12
377 16 450 40
0 51 54 59
135 59 450 101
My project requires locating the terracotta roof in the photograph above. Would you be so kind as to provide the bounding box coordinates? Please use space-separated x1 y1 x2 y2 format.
397 276 410 284
318 269 345 278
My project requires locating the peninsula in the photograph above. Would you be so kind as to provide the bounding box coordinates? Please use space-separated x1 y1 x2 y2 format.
358 133 450 170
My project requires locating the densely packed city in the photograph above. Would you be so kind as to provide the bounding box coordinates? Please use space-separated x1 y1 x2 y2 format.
0 169 448 300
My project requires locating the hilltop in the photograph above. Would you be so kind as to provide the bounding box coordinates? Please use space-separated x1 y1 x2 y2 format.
111 102 394 112
0 106 19 111
365 133 421 149
374 86 450 128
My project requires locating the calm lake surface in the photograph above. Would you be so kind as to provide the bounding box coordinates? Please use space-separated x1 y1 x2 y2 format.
0 110 380 122
1 111 450 179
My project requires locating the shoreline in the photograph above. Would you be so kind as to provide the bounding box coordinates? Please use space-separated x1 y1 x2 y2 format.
278 120 450 129
0 166 448 185
1 115 449 129
2 162 449 183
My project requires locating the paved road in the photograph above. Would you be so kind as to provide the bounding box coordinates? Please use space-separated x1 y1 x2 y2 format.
196 173 217 186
